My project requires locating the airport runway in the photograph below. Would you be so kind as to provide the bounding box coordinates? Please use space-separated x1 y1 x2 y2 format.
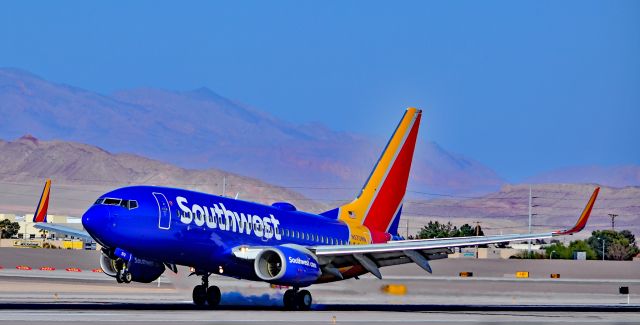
1 274 638 324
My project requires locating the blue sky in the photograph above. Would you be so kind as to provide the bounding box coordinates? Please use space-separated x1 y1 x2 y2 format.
1 1 638 182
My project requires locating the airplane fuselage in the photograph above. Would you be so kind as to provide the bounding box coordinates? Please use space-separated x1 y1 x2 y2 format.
82 185 355 282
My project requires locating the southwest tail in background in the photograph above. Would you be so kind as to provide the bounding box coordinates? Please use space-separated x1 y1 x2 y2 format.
322 108 422 239
33 179 51 223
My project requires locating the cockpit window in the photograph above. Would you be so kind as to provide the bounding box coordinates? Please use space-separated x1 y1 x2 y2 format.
94 198 138 210
128 200 138 209
102 198 122 206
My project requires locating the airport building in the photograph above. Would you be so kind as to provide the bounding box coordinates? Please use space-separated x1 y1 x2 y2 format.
0 213 93 249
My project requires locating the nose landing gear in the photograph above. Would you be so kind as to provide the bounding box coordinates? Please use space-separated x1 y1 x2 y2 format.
114 258 132 283
283 287 312 310
192 272 221 308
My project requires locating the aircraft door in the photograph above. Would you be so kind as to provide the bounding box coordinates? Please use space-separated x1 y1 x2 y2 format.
152 192 171 230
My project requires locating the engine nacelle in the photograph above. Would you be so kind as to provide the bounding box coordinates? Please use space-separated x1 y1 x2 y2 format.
254 244 321 287
100 250 165 283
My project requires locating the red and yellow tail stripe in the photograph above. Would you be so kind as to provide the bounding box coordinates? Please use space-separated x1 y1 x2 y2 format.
33 179 51 223
553 187 600 235
338 108 422 244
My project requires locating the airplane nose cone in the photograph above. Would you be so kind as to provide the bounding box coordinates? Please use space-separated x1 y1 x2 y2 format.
82 205 110 239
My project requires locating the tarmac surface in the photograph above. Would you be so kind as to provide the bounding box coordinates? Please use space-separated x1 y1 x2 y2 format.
1 248 639 324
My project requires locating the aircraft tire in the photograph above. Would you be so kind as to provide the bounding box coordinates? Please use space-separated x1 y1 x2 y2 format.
115 271 123 283
122 271 132 283
283 289 296 310
192 285 207 306
296 290 312 311
206 286 221 307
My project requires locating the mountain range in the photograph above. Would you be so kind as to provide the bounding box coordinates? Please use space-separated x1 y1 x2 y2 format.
0 67 638 198
0 135 325 216
0 68 505 197
402 183 640 239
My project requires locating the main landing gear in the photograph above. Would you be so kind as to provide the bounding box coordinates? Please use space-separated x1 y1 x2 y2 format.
192 272 221 308
283 288 312 311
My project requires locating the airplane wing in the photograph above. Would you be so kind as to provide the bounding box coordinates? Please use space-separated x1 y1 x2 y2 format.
33 223 93 241
310 187 600 278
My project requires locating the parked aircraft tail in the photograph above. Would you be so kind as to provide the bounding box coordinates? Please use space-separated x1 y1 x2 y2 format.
33 179 51 223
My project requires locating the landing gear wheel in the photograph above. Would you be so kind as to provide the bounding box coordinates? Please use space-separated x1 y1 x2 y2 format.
206 286 221 307
122 271 132 283
296 290 312 311
192 284 207 306
283 289 296 310
115 271 123 283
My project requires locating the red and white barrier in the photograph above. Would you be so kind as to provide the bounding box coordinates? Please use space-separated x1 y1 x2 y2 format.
10 265 100 272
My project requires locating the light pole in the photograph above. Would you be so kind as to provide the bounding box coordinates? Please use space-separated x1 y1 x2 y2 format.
598 238 606 261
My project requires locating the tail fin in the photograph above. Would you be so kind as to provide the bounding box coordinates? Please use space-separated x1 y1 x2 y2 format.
326 108 422 237
33 179 51 223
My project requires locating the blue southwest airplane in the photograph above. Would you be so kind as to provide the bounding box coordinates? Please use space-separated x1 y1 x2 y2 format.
32 108 600 310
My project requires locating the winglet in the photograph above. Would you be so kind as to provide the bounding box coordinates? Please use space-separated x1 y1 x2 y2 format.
33 179 51 223
553 187 600 236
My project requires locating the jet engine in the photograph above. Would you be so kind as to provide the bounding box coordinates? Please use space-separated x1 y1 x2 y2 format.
100 250 165 283
254 245 321 287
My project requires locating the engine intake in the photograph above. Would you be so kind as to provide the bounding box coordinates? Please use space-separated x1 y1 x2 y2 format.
100 250 165 283
254 245 321 287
